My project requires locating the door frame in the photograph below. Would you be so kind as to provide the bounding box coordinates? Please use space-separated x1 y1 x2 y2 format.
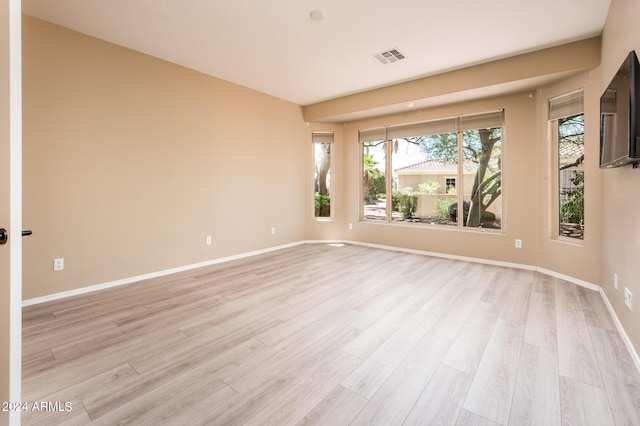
7 0 21 424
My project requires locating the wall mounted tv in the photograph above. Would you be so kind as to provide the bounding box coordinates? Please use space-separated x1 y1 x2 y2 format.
600 50 640 168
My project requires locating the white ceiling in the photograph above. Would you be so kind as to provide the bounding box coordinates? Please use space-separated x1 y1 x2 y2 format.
22 0 611 106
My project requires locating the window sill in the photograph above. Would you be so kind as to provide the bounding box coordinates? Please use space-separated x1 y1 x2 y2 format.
359 219 504 234
553 235 585 246
313 217 334 222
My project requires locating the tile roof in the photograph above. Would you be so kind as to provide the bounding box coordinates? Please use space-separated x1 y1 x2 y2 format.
395 158 478 174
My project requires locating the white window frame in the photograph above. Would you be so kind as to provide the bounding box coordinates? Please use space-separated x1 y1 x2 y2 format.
312 131 334 221
548 89 585 243
358 110 505 233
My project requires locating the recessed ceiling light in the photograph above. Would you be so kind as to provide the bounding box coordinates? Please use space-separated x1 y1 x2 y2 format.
310 10 324 21
407 102 414 108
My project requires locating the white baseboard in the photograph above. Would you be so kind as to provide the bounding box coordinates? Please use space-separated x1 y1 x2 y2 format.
303 239 344 245
22 241 304 307
341 239 538 272
24 238 596 305
22 238 639 374
598 288 640 373
340 240 604 292
536 267 601 292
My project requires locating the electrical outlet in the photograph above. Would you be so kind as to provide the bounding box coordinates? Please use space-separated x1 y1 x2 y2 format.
206 235 212 245
624 287 633 310
53 258 64 271
271 227 276 235
349 223 353 230
515 239 522 249
614 273 618 290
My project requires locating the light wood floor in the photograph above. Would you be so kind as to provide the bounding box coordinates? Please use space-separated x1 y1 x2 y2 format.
22 244 640 425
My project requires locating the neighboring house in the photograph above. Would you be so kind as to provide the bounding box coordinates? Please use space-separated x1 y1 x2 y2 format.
394 158 477 195
394 158 502 220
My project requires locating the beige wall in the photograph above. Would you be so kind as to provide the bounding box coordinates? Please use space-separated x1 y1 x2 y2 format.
22 16 308 299
600 0 640 355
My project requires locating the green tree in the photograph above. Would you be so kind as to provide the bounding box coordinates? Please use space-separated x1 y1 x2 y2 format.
464 128 501 227
362 152 383 204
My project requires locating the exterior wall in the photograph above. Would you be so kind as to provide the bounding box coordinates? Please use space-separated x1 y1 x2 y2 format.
397 173 474 195
399 173 476 219
415 194 457 218
22 16 308 299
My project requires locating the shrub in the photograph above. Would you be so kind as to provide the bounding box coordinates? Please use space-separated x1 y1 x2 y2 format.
315 194 331 217
435 199 455 219
448 203 497 226
393 191 418 219
480 210 496 224
560 171 584 225
449 201 470 225
417 180 440 194
367 175 386 202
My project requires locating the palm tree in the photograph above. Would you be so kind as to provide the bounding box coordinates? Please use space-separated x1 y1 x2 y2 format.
363 153 382 203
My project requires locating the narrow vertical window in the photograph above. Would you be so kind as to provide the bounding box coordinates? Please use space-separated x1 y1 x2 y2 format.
313 131 333 218
361 140 387 222
549 90 584 240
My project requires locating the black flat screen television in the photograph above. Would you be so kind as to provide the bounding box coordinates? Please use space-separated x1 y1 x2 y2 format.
600 50 640 168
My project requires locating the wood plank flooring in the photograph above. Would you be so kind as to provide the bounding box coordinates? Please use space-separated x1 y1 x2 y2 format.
21 243 640 425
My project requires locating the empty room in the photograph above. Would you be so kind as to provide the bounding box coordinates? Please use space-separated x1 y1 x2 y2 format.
2 0 640 424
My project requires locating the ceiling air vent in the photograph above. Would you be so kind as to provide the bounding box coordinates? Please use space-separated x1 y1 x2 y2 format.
373 48 406 64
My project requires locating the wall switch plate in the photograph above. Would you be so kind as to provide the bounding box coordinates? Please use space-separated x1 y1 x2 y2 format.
614 273 618 290
349 223 353 230
625 287 633 310
53 258 64 271
271 227 276 235
515 239 522 249
206 236 212 245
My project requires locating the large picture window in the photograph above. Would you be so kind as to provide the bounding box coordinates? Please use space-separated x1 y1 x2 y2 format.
549 90 584 240
359 110 504 231
313 131 333 218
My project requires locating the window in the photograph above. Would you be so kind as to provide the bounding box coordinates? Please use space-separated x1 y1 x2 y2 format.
445 178 456 192
359 110 504 230
313 131 333 218
549 90 584 240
